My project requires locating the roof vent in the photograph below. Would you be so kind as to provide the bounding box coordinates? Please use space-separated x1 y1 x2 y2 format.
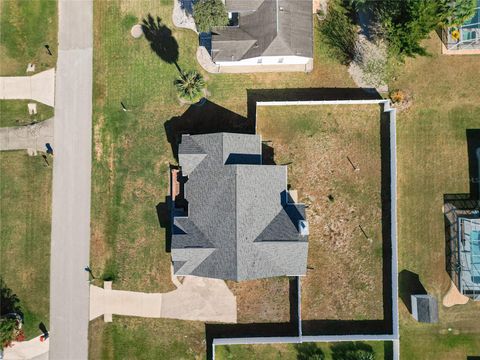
279 6 284 11
299 220 309 236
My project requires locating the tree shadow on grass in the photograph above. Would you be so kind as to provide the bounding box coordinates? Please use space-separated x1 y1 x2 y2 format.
330 342 374 360
142 14 182 75
295 342 325 360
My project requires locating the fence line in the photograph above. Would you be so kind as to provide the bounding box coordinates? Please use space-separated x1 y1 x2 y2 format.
212 100 399 360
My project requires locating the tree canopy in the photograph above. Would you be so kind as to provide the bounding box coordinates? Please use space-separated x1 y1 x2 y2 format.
375 0 477 57
174 70 205 102
193 0 229 33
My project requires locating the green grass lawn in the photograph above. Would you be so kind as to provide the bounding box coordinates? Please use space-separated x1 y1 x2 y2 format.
393 36 480 359
91 0 480 356
0 100 54 127
0 0 57 76
215 341 390 360
90 0 356 357
0 151 52 339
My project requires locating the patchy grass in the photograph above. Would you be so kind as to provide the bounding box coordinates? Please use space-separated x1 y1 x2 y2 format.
215 341 389 360
226 277 290 323
91 0 357 356
89 317 206 360
0 101 54 127
257 105 384 321
392 35 480 358
0 151 52 339
0 0 57 76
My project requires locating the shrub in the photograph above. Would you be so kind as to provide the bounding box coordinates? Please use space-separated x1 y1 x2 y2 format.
438 0 477 26
376 0 476 58
389 90 406 103
174 70 205 103
193 0 229 33
1 318 18 349
319 0 357 64
102 260 118 282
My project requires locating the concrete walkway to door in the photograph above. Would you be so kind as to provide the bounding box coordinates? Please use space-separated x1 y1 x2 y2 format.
90 271 237 323
0 69 55 106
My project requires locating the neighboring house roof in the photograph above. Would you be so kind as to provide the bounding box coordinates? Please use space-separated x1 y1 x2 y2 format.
211 0 313 62
411 295 439 323
171 133 309 281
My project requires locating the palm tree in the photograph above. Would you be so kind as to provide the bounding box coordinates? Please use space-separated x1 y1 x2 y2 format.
174 70 205 102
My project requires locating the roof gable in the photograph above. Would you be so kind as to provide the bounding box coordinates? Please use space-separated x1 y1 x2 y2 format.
171 133 308 281
211 0 313 61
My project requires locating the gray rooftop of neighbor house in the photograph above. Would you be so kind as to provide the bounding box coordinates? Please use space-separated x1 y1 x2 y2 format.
211 0 313 62
171 133 309 281
411 294 438 323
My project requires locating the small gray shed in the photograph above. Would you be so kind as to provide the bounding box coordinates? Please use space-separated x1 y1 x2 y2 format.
411 294 438 323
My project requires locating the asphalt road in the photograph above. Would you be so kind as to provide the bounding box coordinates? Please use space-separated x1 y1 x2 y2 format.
49 1 93 359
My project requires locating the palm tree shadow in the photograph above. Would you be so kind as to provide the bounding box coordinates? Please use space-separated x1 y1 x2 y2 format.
142 14 182 74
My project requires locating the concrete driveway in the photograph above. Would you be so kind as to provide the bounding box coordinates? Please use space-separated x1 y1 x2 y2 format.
0 118 53 153
2 336 49 360
90 275 237 323
0 69 55 106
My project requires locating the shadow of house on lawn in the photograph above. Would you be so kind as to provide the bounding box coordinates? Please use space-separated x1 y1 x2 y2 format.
443 129 480 288
156 196 172 253
398 270 427 313
142 14 183 75
164 100 255 160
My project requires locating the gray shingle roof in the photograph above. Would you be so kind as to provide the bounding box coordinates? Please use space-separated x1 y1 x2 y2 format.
172 133 308 281
211 0 313 62
411 295 439 323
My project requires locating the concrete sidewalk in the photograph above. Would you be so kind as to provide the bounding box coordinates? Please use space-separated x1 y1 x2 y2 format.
2 336 49 360
90 276 237 323
0 118 54 153
0 69 55 106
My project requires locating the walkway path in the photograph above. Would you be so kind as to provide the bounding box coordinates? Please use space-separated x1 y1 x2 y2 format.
0 69 55 106
0 118 54 153
90 276 237 323
49 0 93 359
2 336 49 360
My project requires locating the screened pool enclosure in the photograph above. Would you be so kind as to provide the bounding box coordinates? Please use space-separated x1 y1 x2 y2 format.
441 0 480 50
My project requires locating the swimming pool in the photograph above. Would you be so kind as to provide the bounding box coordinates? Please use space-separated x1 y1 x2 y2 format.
471 230 480 283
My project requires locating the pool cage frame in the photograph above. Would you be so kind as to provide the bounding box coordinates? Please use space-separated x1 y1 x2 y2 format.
440 1 480 50
444 194 480 301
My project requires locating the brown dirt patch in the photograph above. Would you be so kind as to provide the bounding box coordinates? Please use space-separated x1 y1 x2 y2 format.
257 105 384 321
227 277 291 323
